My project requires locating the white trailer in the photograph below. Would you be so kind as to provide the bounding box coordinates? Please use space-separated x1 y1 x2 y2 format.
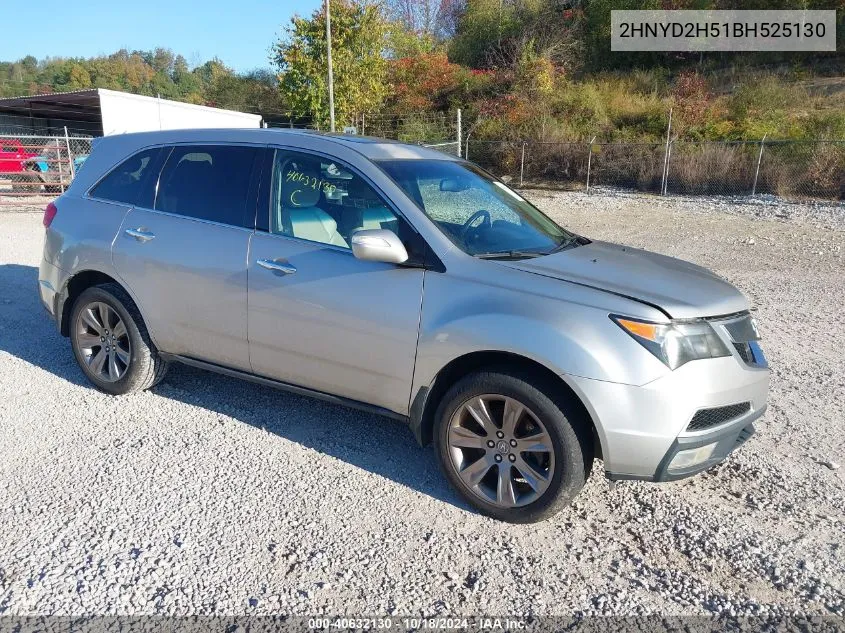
97 89 262 135
0 88 263 137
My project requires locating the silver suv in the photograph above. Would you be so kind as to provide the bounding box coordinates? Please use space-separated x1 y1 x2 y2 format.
39 129 769 523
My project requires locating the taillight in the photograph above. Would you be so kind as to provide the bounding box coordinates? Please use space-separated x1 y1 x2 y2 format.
43 202 57 228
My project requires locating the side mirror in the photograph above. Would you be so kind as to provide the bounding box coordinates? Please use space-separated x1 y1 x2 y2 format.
351 229 409 264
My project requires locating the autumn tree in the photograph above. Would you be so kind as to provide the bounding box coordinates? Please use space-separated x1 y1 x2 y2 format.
271 0 389 128
384 0 459 39
388 52 465 111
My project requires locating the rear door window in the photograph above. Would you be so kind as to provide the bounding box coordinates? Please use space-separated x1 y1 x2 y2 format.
155 144 258 228
90 147 165 207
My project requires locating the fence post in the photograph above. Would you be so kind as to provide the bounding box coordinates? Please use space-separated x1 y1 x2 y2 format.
456 109 462 157
585 135 597 193
663 140 673 195
55 138 65 193
752 134 767 196
64 126 75 181
661 108 672 196
520 142 526 187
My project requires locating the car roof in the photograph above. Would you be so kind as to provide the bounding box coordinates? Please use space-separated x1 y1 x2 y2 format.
92 128 460 162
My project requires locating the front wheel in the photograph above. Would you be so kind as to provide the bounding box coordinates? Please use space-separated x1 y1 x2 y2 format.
70 283 168 395
434 369 592 523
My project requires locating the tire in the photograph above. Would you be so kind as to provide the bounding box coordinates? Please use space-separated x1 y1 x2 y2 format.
434 368 592 523
69 283 168 395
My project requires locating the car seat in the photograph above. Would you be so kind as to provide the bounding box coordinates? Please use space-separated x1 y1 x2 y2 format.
345 177 398 234
281 169 348 248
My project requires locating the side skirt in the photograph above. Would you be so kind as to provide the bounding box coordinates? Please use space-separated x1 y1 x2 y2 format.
159 353 409 424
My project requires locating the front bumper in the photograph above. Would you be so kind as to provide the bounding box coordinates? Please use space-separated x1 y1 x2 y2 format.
653 418 758 481
567 355 769 481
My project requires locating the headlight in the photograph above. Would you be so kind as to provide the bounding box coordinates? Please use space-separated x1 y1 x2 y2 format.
611 315 731 370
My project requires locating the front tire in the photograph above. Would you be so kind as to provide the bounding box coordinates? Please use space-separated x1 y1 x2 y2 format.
69 283 168 395
434 369 592 523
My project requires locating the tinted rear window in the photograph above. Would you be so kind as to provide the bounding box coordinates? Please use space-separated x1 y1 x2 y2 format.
90 147 164 207
155 145 258 227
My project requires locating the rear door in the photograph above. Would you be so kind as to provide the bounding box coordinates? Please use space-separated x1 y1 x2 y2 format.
112 143 261 371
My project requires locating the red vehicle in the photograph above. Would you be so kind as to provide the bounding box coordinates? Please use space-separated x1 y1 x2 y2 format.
0 140 39 173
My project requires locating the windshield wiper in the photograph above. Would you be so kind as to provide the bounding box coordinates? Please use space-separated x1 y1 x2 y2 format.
549 235 589 254
474 250 546 260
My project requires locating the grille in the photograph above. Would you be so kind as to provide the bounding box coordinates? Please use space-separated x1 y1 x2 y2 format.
733 342 753 364
687 402 751 431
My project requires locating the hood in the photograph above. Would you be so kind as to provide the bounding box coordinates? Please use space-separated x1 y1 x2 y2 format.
499 241 748 319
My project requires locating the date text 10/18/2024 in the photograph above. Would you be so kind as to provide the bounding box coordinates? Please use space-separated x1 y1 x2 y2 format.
308 617 530 630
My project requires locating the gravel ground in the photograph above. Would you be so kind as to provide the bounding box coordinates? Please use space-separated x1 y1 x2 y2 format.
0 191 843 618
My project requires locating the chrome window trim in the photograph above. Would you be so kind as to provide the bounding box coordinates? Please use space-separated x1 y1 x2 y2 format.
116 204 257 235
255 227 356 257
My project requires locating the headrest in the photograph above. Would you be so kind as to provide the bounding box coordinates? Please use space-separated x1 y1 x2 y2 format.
281 168 321 208
175 158 213 180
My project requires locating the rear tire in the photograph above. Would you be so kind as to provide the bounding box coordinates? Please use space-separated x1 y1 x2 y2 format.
434 368 592 523
69 283 168 395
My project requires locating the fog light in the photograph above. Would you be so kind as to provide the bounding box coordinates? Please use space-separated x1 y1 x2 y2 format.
668 442 718 472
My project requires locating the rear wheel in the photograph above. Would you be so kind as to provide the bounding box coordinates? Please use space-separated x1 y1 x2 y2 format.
434 369 592 523
70 283 168 394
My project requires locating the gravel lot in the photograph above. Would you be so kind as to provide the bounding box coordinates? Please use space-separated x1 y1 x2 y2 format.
0 191 843 617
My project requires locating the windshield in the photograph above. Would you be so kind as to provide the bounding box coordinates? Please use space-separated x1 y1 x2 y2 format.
377 159 577 258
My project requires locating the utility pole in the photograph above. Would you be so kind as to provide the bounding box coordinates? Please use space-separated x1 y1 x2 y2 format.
325 0 336 133
456 109 462 157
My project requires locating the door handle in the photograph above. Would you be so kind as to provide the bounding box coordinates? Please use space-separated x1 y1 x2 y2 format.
257 259 297 275
125 228 156 242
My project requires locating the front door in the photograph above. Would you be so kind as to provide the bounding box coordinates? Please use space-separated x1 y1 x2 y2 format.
247 148 425 415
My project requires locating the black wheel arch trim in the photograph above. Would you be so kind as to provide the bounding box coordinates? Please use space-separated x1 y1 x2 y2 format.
409 351 602 460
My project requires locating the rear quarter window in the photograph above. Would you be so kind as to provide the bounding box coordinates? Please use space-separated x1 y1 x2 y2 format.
90 147 165 207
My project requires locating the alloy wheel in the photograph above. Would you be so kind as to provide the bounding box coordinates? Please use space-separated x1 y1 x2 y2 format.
75 301 131 382
447 394 555 508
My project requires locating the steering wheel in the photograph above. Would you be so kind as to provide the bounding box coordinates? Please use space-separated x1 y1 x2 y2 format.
460 210 492 242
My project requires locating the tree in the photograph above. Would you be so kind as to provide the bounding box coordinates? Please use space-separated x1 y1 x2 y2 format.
271 0 390 128
65 63 93 91
388 52 465 111
448 0 584 71
387 22 438 59
0 49 287 119
384 0 459 39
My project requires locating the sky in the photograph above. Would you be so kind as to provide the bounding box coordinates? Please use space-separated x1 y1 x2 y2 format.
0 0 323 73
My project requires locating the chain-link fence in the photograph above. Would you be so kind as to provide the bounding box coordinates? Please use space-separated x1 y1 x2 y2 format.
1 124 840 207
462 138 845 201
0 134 93 205
361 112 459 146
